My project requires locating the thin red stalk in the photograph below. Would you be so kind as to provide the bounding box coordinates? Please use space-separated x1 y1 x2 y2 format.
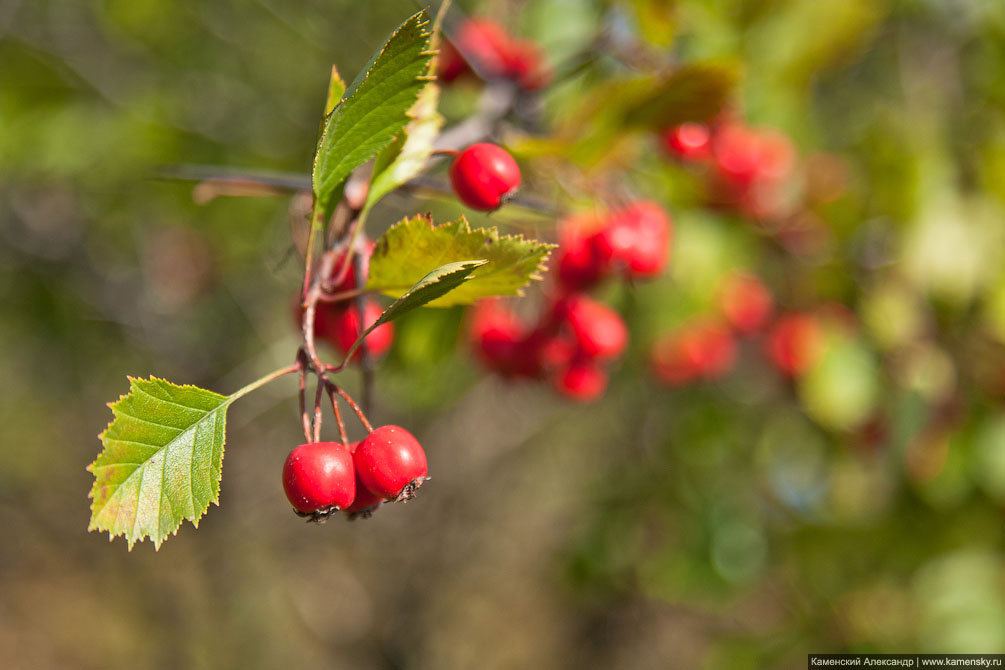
312 379 324 443
333 385 373 433
325 382 349 446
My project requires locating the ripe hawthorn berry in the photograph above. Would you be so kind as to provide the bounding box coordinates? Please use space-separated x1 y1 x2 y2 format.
282 441 356 515
553 358 608 402
330 298 394 362
450 143 521 211
342 441 386 518
558 295 628 360
662 122 712 162
720 272 773 334
354 425 429 501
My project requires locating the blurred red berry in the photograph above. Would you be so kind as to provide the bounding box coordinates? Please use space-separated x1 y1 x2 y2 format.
437 18 550 91
560 294 629 360
606 201 672 278
324 238 374 293
720 272 773 334
469 299 536 378
556 214 608 292
766 313 822 375
554 358 608 402
330 299 394 362
662 122 712 161
652 322 736 386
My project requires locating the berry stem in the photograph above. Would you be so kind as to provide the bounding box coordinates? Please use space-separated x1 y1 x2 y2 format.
297 350 312 442
228 361 301 401
355 254 375 417
312 378 324 443
333 385 373 433
325 382 349 446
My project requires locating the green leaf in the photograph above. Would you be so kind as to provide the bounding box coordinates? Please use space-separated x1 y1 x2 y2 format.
364 82 443 213
621 62 738 128
323 65 346 117
311 10 434 228
342 260 487 363
87 377 232 550
366 215 555 307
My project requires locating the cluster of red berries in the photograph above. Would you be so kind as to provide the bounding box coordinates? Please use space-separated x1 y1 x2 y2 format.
282 425 428 520
650 273 772 386
650 272 836 385
438 18 551 91
555 202 672 291
662 119 796 221
295 239 394 362
470 201 672 402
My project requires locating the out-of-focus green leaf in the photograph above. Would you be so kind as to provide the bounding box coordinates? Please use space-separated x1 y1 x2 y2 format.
621 63 739 128
798 334 878 432
366 215 555 306
87 377 231 550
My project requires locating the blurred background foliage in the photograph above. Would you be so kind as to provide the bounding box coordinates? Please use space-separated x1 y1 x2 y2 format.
2 0 1005 668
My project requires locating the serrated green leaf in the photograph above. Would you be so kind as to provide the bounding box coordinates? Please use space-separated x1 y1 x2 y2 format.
87 377 232 550
366 215 555 307
342 260 486 363
365 82 443 213
311 10 434 229
323 65 346 116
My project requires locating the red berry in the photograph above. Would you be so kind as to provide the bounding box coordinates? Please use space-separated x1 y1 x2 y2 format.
450 143 521 211
293 295 340 342
559 295 628 360
553 358 608 402
720 272 773 334
766 313 822 376
712 124 762 188
282 441 356 514
437 19 550 91
661 122 712 161
606 201 672 278
651 322 736 386
330 299 394 362
324 238 374 293
501 39 551 90
355 426 429 500
469 299 536 378
343 441 385 517
442 19 513 82
556 214 607 291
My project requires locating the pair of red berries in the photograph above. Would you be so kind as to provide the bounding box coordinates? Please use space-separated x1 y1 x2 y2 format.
556 201 672 292
662 120 797 220
438 18 551 91
470 293 629 402
297 241 394 361
282 425 428 519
